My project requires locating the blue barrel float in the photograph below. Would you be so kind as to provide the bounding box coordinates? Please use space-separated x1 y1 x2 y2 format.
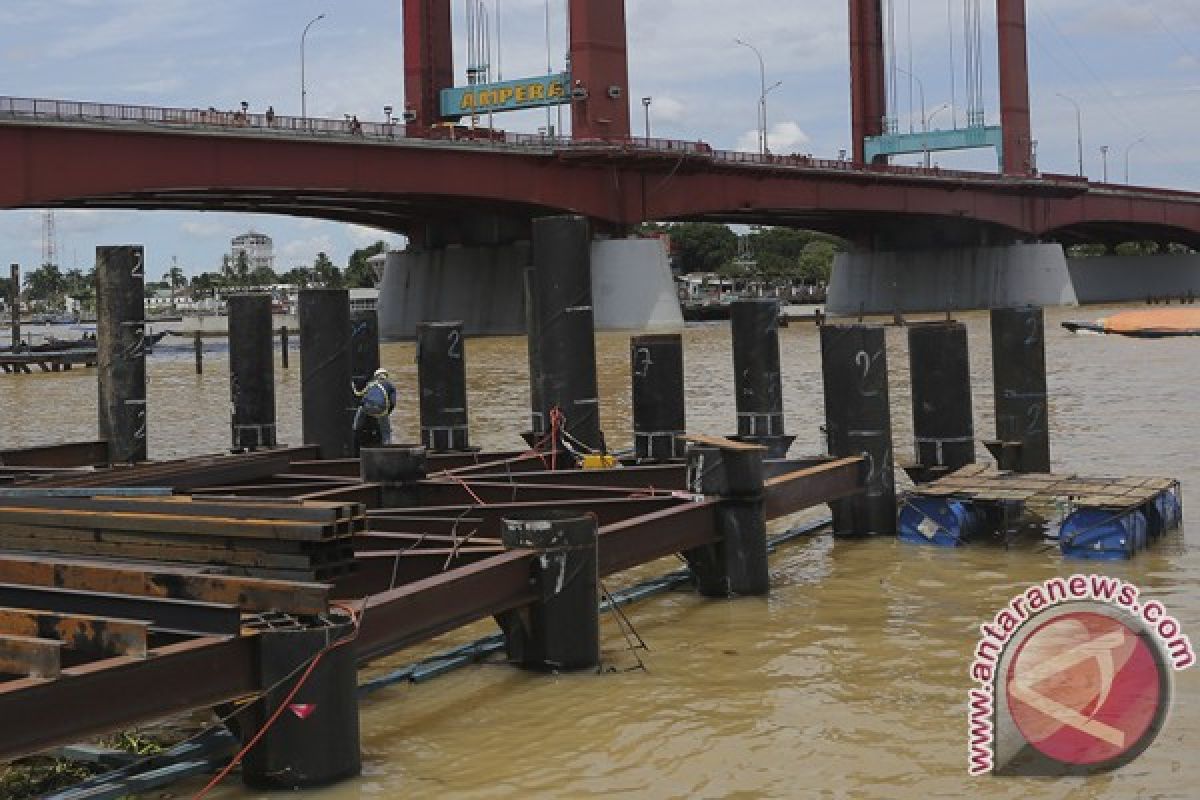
898 496 986 547
1060 484 1182 560
1059 507 1149 560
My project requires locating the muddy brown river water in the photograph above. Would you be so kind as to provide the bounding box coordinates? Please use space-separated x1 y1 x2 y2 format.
1 305 1196 798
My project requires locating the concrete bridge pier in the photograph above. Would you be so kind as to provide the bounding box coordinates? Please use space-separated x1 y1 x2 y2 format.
377 225 682 340
827 242 1077 315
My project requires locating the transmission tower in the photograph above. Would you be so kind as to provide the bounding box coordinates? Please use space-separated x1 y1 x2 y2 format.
41 210 58 268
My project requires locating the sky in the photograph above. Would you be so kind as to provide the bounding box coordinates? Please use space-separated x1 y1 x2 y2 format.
3 0 1200 279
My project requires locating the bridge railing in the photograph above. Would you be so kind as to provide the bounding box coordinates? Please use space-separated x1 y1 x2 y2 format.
0 96 411 142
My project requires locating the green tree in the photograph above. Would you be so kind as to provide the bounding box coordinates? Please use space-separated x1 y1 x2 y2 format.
280 267 313 288
311 252 342 288
233 251 251 287
663 223 739 274
345 241 388 288
63 268 96 312
250 265 279 287
24 264 67 308
190 271 223 298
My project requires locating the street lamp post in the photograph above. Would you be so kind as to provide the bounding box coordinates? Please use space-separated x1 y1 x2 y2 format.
642 96 652 143
1057 92 1084 177
1125 137 1146 184
925 103 950 168
1100 144 1109 183
301 13 327 122
735 38 777 156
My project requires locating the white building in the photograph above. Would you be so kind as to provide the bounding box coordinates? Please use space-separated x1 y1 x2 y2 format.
230 231 275 273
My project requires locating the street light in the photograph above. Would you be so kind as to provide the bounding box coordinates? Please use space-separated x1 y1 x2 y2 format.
735 38 778 156
1125 137 1147 184
1100 144 1109 183
928 102 951 130
642 96 652 143
301 13 327 121
1056 92 1084 177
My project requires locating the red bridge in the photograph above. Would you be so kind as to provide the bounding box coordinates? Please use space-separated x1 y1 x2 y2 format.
3 0 1200 248
3 95 1200 249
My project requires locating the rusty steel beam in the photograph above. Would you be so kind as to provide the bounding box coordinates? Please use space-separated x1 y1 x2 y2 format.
416 480 666 508
0 584 240 636
0 607 149 659
0 634 258 763
0 441 110 468
0 634 63 679
354 550 535 664
0 555 329 614
598 501 721 576
369 496 684 532
344 548 509 596
763 457 865 519
440 464 688 490
437 452 552 476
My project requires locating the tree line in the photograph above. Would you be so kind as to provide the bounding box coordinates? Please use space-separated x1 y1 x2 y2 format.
641 223 844 283
10 241 389 311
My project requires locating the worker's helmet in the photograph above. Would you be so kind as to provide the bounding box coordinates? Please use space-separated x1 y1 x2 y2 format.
374 368 389 380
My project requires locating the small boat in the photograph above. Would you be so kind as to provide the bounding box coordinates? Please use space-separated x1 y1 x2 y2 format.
1062 308 1200 338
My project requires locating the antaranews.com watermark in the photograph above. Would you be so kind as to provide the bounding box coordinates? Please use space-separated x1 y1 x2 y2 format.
968 574 1194 776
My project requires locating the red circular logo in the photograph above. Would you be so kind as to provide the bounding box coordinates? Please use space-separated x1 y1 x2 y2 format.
1006 610 1166 768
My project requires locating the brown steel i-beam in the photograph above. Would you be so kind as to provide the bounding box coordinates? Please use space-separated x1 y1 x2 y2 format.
569 0 632 140
849 0 888 164
403 0 454 133
997 0 1034 175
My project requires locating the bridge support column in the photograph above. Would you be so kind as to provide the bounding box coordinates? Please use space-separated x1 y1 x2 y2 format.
96 245 147 464
631 333 686 462
239 614 360 789
906 322 974 482
377 238 681 340
228 294 277 451
821 324 896 536
299 289 356 459
827 243 1077 315
683 444 770 597
987 307 1050 473
498 512 600 671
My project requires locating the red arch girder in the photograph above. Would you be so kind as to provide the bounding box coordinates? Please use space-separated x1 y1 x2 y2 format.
4 123 1200 244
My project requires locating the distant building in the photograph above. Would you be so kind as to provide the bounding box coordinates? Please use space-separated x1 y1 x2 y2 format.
230 231 275 273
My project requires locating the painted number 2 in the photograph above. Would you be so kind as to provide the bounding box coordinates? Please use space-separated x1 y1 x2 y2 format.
855 349 883 397
447 329 461 359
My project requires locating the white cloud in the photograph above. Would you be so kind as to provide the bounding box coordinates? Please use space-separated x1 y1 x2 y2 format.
736 121 811 154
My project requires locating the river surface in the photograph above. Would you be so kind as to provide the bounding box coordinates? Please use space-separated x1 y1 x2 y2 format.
1 306 1197 798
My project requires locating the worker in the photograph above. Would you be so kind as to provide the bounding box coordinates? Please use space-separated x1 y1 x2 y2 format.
353 368 399 445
